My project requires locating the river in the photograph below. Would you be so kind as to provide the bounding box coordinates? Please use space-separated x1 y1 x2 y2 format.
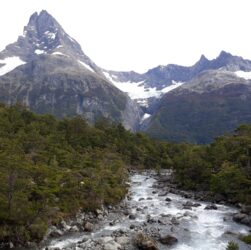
46 172 251 250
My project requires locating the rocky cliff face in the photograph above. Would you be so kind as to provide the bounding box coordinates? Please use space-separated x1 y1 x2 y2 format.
0 10 142 130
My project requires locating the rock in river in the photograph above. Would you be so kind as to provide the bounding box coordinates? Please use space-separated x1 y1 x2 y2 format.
159 235 178 246
135 232 158 250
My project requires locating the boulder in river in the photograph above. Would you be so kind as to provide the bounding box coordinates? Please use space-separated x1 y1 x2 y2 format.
241 205 251 215
158 192 168 197
116 236 130 245
48 226 64 238
135 232 158 250
158 217 171 225
103 241 121 250
233 213 251 226
58 220 70 232
182 201 193 210
165 197 172 202
69 225 79 232
204 204 217 210
84 221 94 232
98 237 122 250
129 214 136 220
159 235 178 245
182 201 201 209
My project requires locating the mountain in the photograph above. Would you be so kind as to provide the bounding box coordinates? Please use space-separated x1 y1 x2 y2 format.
1 10 251 142
144 70 251 143
103 51 251 109
0 10 142 130
101 50 251 143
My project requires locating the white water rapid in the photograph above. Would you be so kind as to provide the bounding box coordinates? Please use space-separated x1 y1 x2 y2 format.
46 172 251 250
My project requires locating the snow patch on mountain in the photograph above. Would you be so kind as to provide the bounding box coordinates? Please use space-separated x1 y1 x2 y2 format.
104 72 184 101
35 49 46 55
103 72 153 99
0 57 26 76
235 71 251 80
161 81 184 93
44 31 56 40
141 113 151 123
78 60 94 73
52 52 68 56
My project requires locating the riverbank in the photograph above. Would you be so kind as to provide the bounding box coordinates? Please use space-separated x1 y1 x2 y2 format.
41 171 251 250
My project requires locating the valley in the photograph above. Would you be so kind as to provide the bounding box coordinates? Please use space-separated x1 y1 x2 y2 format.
0 8 250 250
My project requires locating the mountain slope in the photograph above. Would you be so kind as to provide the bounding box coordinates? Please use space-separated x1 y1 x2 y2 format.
103 51 251 110
144 70 251 143
0 10 142 130
102 51 251 143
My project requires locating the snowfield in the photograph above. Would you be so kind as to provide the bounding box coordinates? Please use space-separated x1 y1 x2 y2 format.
0 57 26 76
235 70 251 80
103 71 183 102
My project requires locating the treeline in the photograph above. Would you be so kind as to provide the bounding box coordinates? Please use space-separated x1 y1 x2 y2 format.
170 125 251 205
0 104 168 244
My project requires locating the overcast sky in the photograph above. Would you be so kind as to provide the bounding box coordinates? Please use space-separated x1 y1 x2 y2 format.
0 0 250 73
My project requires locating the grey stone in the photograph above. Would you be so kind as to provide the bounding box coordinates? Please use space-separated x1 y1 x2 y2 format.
84 222 94 232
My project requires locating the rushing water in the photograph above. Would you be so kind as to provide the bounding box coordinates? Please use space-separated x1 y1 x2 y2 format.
47 172 251 250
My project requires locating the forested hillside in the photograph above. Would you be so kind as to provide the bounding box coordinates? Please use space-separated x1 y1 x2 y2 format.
0 104 168 244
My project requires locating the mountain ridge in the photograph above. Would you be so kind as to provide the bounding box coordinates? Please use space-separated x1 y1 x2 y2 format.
104 50 251 110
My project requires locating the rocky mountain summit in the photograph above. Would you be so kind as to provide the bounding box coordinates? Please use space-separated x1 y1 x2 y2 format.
0 10 142 130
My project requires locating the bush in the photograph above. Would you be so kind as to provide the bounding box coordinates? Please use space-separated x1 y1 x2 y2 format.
226 241 239 250
240 234 251 244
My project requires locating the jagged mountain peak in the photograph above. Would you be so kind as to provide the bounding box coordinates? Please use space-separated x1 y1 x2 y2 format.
196 54 209 64
26 10 58 30
0 10 100 75
0 10 83 60
217 50 233 59
192 54 210 72
23 10 62 42
18 10 83 57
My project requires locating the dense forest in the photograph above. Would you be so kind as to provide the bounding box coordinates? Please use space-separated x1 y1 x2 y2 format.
0 104 168 244
0 104 250 245
170 124 251 205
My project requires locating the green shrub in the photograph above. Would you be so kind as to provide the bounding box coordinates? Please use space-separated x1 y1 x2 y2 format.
226 241 239 250
240 234 251 244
